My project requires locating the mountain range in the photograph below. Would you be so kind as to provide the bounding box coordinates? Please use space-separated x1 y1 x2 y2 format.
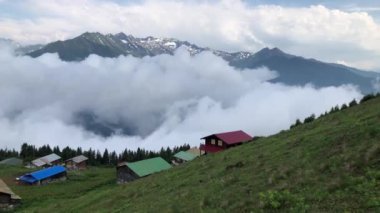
21 32 379 94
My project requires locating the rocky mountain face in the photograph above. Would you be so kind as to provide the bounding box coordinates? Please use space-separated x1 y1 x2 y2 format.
28 32 203 60
26 32 254 61
230 47 379 94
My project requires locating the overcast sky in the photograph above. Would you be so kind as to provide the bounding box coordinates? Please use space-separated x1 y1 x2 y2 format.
0 0 379 71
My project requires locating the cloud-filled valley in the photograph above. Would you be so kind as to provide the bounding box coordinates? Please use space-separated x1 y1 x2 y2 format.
0 44 363 152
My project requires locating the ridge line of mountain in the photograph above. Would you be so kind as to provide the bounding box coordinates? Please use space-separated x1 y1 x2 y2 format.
1 32 379 94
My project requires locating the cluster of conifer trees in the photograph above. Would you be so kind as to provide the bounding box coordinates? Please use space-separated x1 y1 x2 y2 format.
0 149 18 161
290 93 380 129
0 143 191 166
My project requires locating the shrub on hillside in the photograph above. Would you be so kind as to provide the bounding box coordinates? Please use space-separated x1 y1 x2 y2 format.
303 114 315 124
329 105 340 114
349 99 358 107
290 119 302 129
259 190 309 212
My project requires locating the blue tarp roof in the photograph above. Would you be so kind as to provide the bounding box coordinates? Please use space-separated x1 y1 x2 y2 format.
20 165 66 183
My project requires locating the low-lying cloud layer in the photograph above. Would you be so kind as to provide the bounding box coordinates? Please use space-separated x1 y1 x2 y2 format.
0 44 362 152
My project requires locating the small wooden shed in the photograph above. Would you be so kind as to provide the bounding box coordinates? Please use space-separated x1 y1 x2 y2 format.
0 179 21 208
116 157 172 183
65 155 88 170
172 151 197 165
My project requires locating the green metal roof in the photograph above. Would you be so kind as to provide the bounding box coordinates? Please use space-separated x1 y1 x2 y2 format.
174 151 197 161
127 157 172 177
0 157 23 166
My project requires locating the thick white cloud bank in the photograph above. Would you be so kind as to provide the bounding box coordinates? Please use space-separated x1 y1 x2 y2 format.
1 0 380 70
0 45 362 152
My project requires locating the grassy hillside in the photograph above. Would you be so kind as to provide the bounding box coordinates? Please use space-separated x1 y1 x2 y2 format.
2 97 380 212
0 166 115 212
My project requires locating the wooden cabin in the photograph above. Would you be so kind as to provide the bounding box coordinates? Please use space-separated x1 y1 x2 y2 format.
65 155 88 170
172 151 198 165
31 153 61 168
116 157 172 184
0 179 21 209
200 130 253 154
19 165 67 185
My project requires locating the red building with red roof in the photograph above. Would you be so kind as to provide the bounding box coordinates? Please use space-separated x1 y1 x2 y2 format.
200 130 253 154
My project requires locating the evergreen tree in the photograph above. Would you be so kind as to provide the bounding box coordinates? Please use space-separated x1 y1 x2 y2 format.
110 151 118 165
53 146 61 156
20 143 28 159
95 150 102 165
341 103 348 110
76 147 83 155
304 114 315 123
349 99 358 107
102 149 110 165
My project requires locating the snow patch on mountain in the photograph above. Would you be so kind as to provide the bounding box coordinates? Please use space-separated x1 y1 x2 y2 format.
164 42 176 48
